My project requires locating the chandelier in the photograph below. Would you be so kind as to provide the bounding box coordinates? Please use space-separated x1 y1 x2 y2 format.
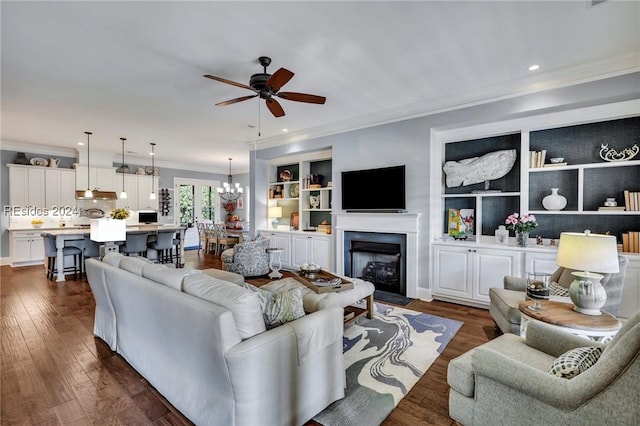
217 157 243 202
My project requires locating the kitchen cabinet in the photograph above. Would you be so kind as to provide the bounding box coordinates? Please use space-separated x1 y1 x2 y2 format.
432 244 523 306
45 169 76 208
291 233 332 271
137 175 159 210
75 166 116 192
8 164 46 208
10 230 44 266
114 174 158 210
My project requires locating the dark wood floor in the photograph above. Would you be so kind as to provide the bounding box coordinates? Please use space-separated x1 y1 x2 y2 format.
1 251 499 425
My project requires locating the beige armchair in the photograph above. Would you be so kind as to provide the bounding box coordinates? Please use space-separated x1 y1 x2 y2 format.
447 309 640 425
489 255 628 335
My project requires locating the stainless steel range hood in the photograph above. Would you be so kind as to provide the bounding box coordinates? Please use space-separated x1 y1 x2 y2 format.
75 190 118 200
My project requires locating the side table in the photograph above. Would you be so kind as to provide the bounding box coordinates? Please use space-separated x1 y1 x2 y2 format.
266 247 284 279
519 300 621 343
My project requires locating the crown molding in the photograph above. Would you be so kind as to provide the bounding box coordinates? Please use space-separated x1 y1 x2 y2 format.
249 54 640 151
1 140 78 158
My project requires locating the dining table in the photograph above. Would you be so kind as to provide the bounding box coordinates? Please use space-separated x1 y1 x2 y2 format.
41 224 186 282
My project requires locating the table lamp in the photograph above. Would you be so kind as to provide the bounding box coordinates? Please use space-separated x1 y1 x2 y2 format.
91 218 126 258
268 206 282 229
556 230 619 315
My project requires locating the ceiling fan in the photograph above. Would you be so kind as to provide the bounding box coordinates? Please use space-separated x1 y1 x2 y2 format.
204 56 326 118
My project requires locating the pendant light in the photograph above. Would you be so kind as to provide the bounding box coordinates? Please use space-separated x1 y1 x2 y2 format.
84 131 93 198
217 158 243 201
119 138 127 199
149 143 157 200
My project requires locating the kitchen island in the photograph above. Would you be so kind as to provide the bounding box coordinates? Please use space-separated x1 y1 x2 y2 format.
41 225 186 281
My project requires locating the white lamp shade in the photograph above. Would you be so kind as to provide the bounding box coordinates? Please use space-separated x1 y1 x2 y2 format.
90 219 126 242
268 206 283 218
557 232 619 274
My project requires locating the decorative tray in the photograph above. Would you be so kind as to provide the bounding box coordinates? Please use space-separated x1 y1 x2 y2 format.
292 269 354 293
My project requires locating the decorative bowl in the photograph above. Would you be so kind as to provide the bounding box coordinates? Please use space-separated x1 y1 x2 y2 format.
31 223 43 228
300 263 321 279
549 157 564 163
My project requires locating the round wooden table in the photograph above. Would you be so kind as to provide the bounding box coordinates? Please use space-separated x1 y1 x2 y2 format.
519 300 621 343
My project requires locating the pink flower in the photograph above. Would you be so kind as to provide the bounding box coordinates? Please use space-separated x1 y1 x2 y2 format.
504 212 538 233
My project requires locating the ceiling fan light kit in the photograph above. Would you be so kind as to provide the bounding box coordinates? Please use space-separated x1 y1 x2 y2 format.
204 56 326 118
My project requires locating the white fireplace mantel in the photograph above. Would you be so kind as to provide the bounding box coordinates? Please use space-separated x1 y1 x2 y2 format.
335 213 421 298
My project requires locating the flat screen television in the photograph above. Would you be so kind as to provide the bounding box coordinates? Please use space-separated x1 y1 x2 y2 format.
138 211 158 224
342 165 406 212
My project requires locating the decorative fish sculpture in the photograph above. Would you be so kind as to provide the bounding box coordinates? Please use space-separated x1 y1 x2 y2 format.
443 149 517 188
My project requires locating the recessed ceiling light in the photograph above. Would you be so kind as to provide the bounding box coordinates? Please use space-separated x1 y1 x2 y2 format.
282 128 288 132
528 64 540 71
77 142 84 146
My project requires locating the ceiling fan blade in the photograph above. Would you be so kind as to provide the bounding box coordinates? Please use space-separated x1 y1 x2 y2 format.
266 68 294 92
266 98 285 118
203 74 255 91
216 94 258 106
277 92 326 104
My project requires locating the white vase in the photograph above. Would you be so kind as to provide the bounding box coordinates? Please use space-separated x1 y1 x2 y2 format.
542 188 567 211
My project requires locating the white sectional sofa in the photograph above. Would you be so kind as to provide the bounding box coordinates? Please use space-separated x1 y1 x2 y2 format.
85 253 345 426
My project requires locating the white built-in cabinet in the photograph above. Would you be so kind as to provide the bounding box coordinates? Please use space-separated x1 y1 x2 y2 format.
8 165 46 208
291 233 332 271
429 100 640 314
262 149 334 272
265 231 293 268
75 165 116 192
8 165 75 210
10 230 44 265
115 173 159 210
263 230 333 272
45 169 76 208
432 243 522 306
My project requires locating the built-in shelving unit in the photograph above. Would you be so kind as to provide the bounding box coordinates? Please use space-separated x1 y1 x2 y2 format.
429 100 640 313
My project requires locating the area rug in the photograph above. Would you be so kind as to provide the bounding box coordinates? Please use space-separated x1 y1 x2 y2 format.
314 303 463 425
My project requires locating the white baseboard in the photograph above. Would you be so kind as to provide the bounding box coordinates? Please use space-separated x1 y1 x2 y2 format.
416 287 433 302
0 257 12 266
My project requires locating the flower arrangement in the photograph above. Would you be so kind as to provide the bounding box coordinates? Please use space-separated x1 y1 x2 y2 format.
504 212 538 233
110 208 130 220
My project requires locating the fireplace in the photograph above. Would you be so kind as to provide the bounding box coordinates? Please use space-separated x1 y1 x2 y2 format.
335 213 421 299
345 231 406 295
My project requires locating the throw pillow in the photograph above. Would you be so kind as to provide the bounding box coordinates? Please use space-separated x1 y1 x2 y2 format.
549 281 570 297
548 346 603 379
244 283 305 329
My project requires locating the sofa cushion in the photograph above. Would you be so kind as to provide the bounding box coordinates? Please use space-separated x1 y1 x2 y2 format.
142 264 200 291
244 283 306 329
103 252 125 267
201 268 245 286
119 256 154 276
182 273 265 339
548 346 603 379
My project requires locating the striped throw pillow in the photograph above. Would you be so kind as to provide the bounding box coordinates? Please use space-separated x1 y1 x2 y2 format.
244 283 305 329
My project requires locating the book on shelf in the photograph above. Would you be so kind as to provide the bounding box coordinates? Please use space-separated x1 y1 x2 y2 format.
529 150 547 168
622 231 640 253
598 206 626 211
623 190 640 211
542 162 567 167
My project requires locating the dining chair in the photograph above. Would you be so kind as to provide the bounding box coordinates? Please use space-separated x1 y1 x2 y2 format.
213 223 239 256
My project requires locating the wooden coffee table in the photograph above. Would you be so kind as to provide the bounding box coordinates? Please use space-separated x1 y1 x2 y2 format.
519 300 621 343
